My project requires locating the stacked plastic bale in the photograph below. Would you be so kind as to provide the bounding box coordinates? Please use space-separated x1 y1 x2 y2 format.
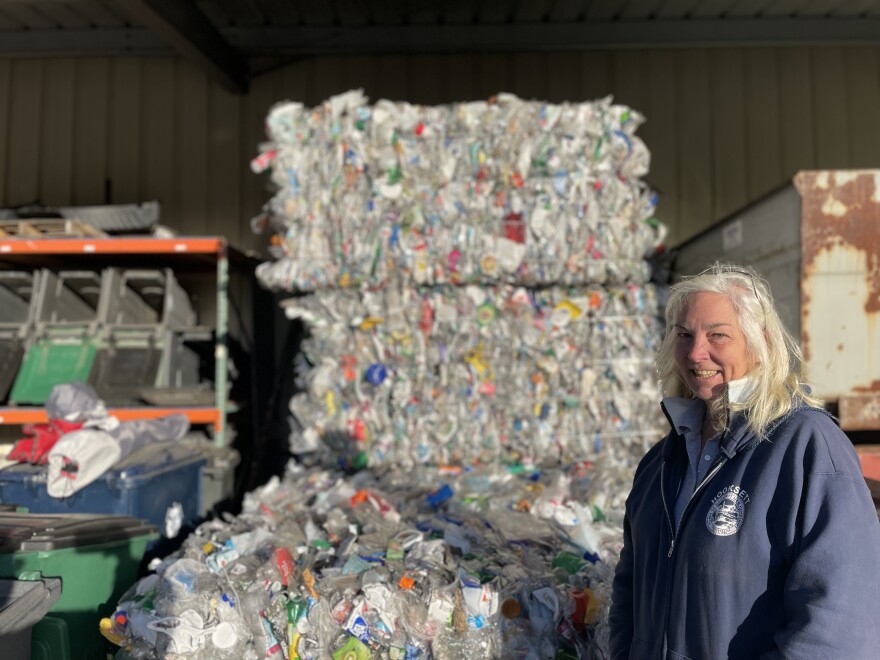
281 282 664 474
252 90 667 474
255 90 660 292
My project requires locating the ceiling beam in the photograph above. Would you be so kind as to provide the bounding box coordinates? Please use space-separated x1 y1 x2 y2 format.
114 0 249 94
0 18 878 63
224 18 880 53
0 28 166 57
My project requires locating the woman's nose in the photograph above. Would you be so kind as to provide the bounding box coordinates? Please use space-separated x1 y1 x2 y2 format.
688 335 709 362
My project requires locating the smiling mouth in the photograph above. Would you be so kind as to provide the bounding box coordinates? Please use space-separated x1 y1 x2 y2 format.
692 369 720 379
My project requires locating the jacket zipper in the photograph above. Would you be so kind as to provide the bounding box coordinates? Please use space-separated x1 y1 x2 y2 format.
660 449 728 658
665 457 728 557
660 463 676 557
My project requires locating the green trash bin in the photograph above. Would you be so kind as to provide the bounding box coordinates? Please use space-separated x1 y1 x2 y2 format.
31 616 71 660
0 512 158 660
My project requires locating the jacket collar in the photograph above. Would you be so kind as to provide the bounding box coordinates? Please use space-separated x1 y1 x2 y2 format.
660 377 758 460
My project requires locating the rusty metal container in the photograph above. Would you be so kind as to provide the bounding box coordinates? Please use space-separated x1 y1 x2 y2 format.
673 170 880 431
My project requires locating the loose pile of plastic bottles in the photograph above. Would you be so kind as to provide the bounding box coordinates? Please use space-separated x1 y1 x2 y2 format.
103 459 629 659
253 90 666 292
282 282 666 469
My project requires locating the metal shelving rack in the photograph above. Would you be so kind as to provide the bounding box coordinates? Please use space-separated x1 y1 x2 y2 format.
0 236 231 446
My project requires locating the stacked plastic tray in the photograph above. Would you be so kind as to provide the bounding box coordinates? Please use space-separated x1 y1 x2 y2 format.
0 271 41 401
5 267 205 405
89 267 203 405
10 270 103 404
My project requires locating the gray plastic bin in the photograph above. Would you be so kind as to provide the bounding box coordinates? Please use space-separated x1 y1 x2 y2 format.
0 270 40 336
90 268 200 403
35 269 102 326
161 328 208 388
98 268 196 330
87 331 163 404
0 577 62 660
98 268 159 327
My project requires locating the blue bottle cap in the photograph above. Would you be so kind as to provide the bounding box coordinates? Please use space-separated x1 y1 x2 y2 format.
365 363 387 384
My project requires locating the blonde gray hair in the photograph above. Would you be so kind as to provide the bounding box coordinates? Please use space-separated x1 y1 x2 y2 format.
656 263 820 437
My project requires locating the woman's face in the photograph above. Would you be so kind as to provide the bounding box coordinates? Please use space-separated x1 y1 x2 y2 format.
673 292 754 401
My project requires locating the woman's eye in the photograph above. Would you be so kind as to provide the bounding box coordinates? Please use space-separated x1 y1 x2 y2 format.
710 333 729 340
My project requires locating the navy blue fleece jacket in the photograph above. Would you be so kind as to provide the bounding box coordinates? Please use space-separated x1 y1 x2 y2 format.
609 400 880 659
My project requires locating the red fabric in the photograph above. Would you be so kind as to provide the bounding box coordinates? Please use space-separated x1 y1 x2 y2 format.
8 419 84 465
858 450 880 482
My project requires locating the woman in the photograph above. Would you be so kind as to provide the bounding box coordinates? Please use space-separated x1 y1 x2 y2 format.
609 264 880 659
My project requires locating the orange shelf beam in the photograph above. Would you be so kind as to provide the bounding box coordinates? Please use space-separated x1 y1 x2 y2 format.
0 237 225 256
0 407 222 426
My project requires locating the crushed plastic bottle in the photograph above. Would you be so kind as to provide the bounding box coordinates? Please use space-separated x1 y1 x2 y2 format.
105 460 637 658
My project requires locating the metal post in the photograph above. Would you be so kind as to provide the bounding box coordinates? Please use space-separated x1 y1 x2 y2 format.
215 241 229 446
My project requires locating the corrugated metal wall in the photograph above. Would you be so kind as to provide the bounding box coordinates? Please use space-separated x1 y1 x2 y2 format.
1 47 878 250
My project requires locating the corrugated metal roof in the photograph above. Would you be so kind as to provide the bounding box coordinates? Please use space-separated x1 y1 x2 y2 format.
1 0 878 93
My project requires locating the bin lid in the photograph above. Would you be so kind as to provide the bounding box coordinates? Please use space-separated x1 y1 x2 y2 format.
0 577 62 633
112 442 208 486
0 442 207 489
0 512 158 553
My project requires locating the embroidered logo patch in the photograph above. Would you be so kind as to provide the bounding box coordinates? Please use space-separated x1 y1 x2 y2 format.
706 484 750 537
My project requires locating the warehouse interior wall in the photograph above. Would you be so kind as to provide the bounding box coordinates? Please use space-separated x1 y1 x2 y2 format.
0 46 877 254
0 45 876 368
0 45 874 482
